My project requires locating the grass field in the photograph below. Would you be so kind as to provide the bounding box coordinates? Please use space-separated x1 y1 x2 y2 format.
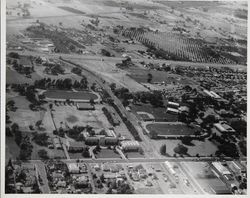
125 152 145 159
95 148 121 159
146 123 195 136
6 137 20 161
52 104 111 129
132 104 178 122
44 90 98 100
127 67 195 85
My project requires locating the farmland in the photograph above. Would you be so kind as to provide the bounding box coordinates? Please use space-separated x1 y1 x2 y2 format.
122 28 240 64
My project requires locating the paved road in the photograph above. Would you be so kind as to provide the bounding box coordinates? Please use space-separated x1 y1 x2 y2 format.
7 49 247 70
24 156 242 165
35 162 51 193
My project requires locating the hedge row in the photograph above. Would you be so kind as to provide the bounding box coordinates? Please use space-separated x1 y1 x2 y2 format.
111 102 142 141
102 107 116 127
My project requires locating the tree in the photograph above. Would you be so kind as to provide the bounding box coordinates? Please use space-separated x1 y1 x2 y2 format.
147 73 153 83
38 149 49 160
8 52 20 59
32 133 49 146
110 83 116 91
160 144 166 155
11 123 19 132
174 144 188 155
35 120 42 130
6 127 13 137
149 130 158 139
82 147 90 158
181 136 193 145
89 98 95 106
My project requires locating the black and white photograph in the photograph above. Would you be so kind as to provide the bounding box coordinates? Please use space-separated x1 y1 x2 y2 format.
1 0 248 196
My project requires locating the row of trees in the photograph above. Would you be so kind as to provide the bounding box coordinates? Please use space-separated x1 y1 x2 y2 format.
112 86 164 108
102 107 118 127
9 123 33 160
34 77 88 90
110 100 142 141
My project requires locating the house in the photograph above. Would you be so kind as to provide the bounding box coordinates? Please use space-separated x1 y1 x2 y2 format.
144 180 153 186
104 173 116 179
131 172 140 181
65 140 85 152
178 106 190 113
56 180 67 188
110 165 119 173
53 138 62 149
138 169 147 179
214 121 235 133
120 141 140 151
47 137 54 149
77 103 95 110
106 129 116 137
102 163 111 172
67 163 80 174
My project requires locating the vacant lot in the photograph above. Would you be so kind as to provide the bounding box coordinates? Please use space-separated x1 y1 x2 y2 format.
132 104 178 122
146 123 195 136
95 148 121 159
44 90 98 101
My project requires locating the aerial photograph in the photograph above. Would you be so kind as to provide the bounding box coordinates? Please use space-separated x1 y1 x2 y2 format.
4 0 247 195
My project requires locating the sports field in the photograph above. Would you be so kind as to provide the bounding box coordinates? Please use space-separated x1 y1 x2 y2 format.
146 123 196 136
44 90 98 101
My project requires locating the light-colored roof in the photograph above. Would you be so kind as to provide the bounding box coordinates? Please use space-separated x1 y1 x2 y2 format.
212 162 231 175
167 107 179 113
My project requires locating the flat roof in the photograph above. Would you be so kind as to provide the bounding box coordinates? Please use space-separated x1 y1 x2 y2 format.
77 103 94 108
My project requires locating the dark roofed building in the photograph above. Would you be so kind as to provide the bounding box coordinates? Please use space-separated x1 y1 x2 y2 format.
85 137 99 146
66 140 86 152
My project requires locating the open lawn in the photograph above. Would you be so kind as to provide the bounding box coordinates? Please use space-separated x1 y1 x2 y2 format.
95 148 121 159
125 151 145 159
132 104 178 122
146 123 196 136
52 104 111 129
127 67 195 85
6 136 20 161
7 68 33 84
44 90 98 101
